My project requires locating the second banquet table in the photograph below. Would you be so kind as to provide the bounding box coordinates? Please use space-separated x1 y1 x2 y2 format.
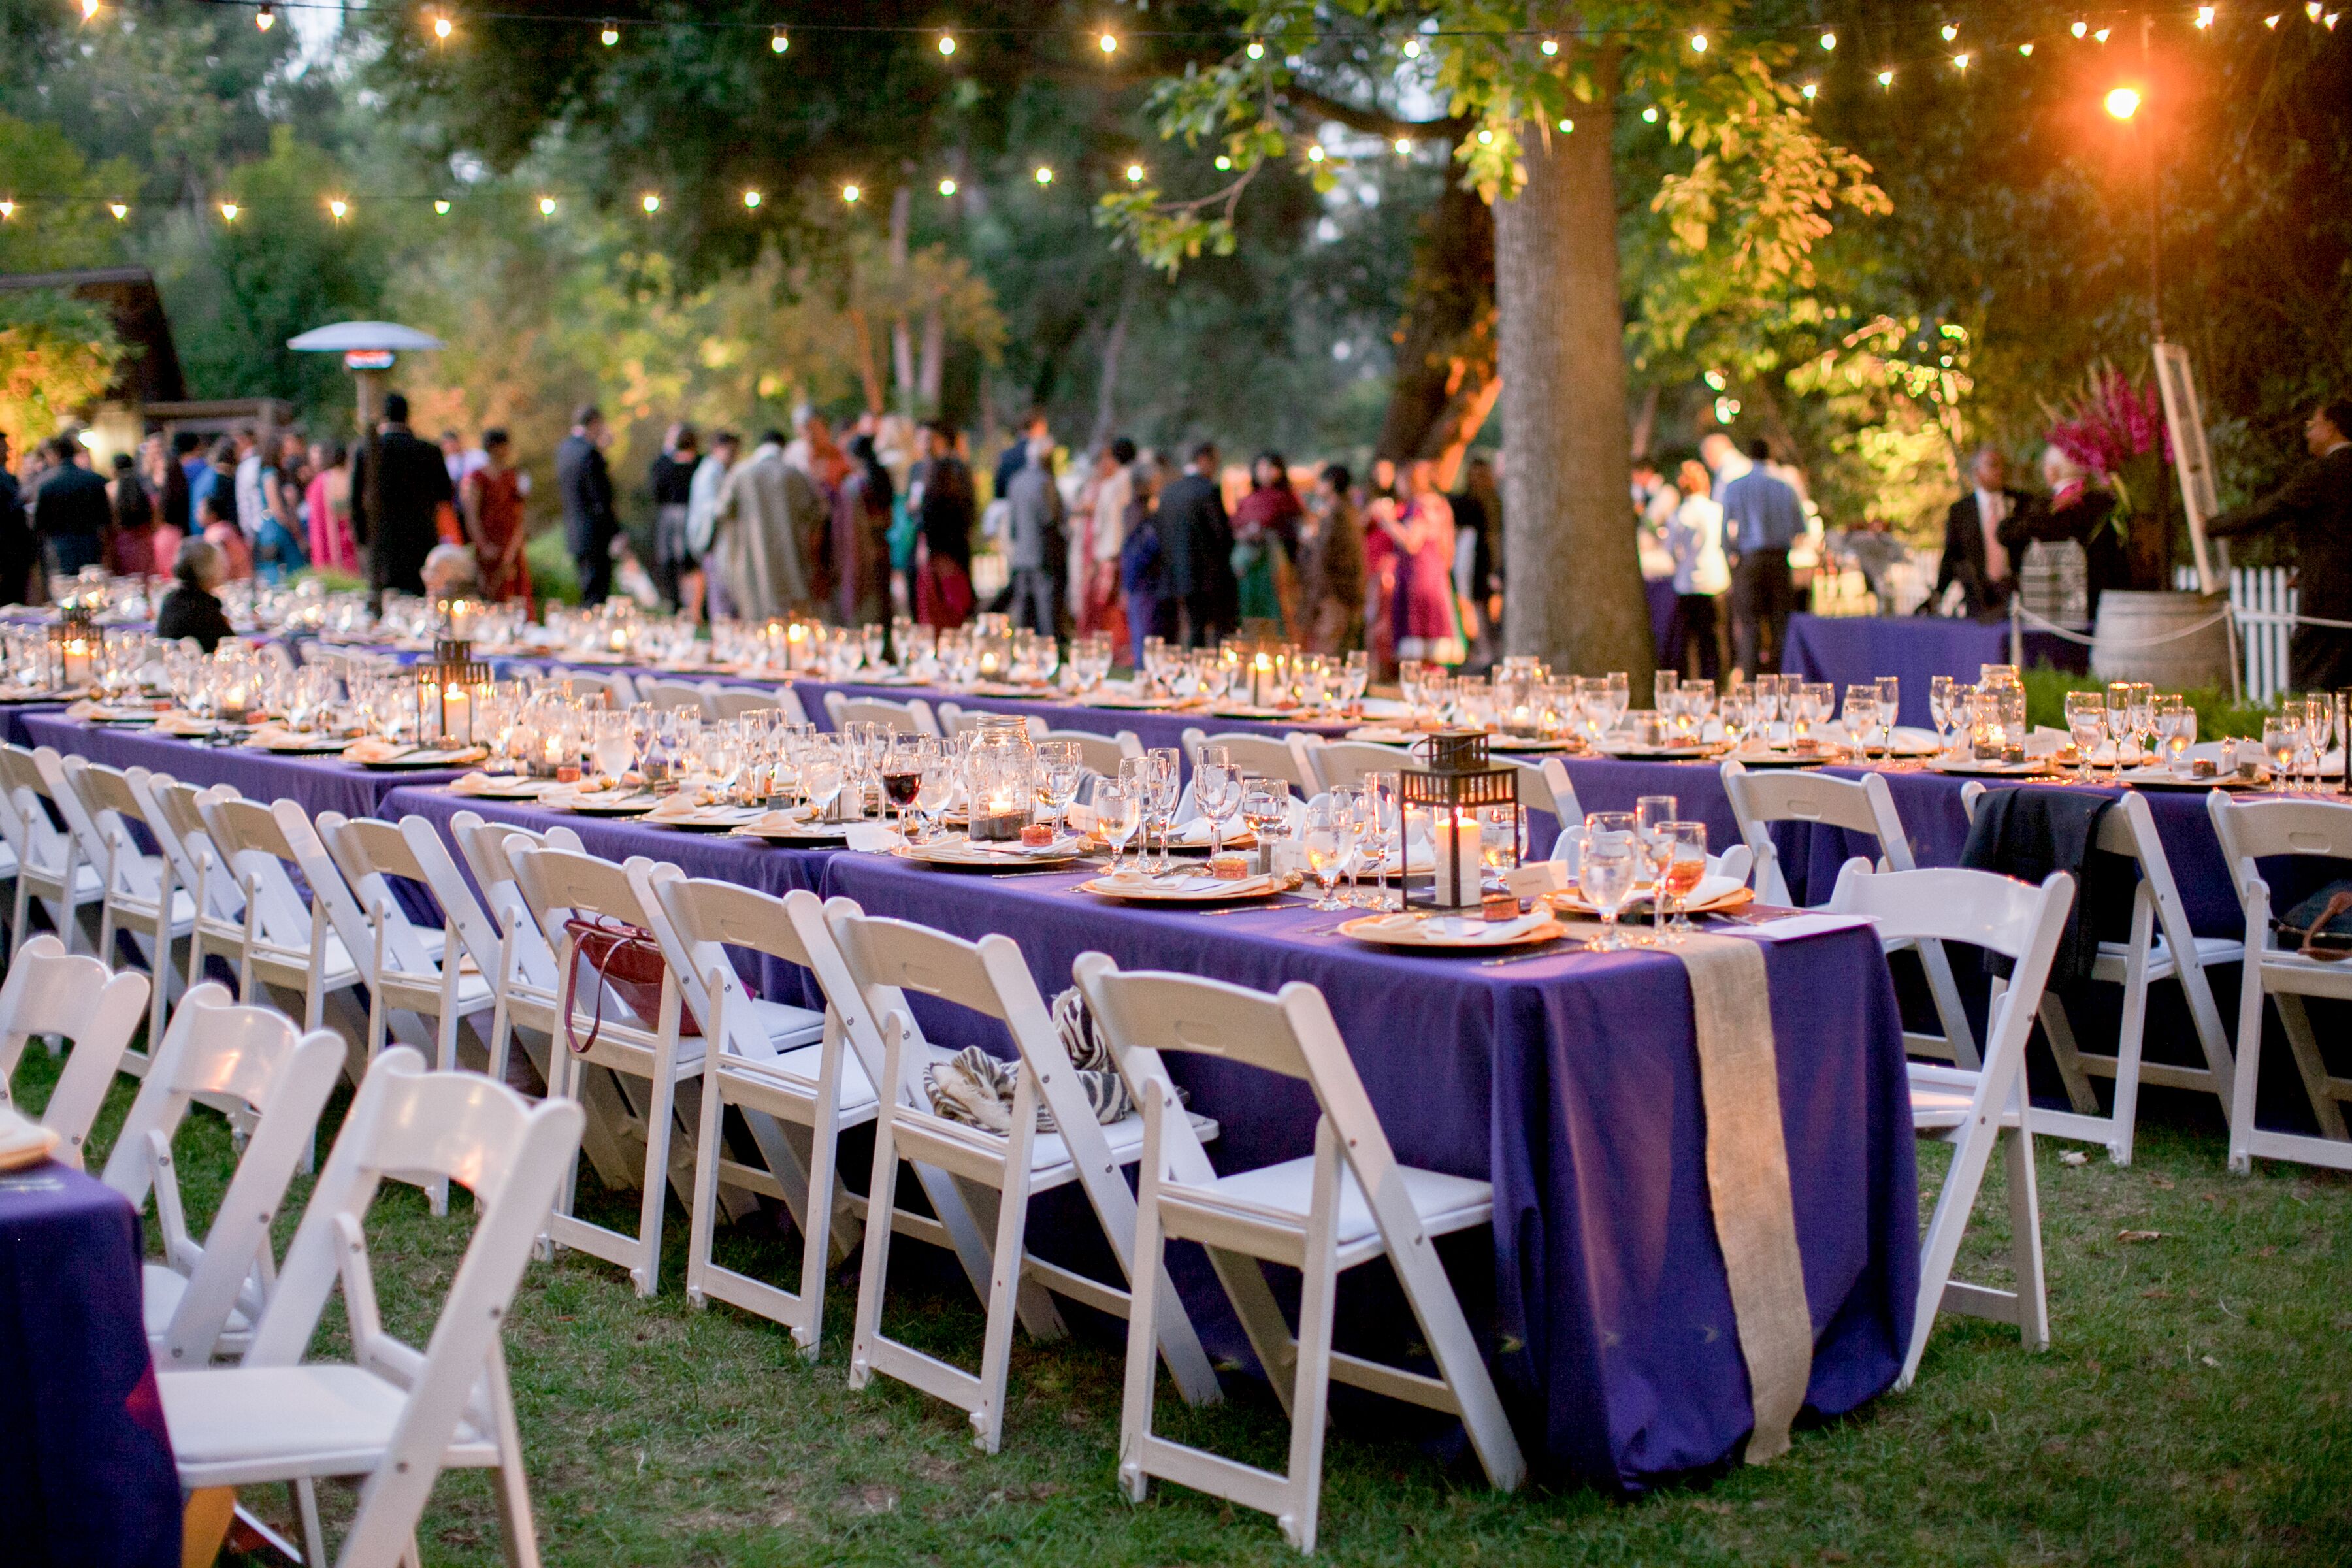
387 779 1918 1488
1780 613 2089 729
20 715 471 819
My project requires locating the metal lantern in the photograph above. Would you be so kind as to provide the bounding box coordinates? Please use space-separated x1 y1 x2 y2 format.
1399 728 1520 911
48 605 99 693
417 637 480 746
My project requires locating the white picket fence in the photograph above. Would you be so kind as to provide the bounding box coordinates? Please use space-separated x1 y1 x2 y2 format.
2176 564 2297 702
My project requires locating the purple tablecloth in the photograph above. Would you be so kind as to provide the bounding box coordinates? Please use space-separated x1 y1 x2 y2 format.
0 1160 179 1567
22 715 468 821
1 699 68 747
824 853 1916 1486
1780 613 2089 728
1646 577 1680 666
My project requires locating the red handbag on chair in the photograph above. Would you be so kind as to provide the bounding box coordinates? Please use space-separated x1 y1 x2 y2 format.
559 914 700 1054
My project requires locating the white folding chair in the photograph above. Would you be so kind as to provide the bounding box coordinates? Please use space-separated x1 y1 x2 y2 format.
706 683 806 725
1958 783 2237 1164
937 700 1043 740
638 677 713 714
0 935 148 1166
99 982 342 1369
635 870 884 1356
159 1047 581 1568
553 668 636 708
824 690 943 738
63 759 197 1067
1827 862 2074 1388
2208 792 2352 1173
1 742 101 955
1073 956 1524 1552
1723 759 1977 1065
1181 727 1322 792
826 905 1222 1454
1305 738 1412 794
193 791 367 1044
508 845 701 1298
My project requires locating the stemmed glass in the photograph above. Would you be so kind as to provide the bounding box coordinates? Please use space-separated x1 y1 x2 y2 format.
1635 794 1678 943
2263 715 2296 792
1301 794 1359 911
1654 669 1679 730
2065 691 2107 781
1037 740 1084 840
1578 813 1639 952
1362 772 1401 908
801 740 845 822
1754 674 1784 745
914 749 955 841
1241 778 1292 877
1195 747 1242 857
1719 685 1754 753
2104 683 2134 774
2305 694 2337 792
2152 695 2187 776
1875 676 1901 741
1144 747 1182 872
1098 782 1142 872
1659 821 1708 941
1341 651 1370 713
1601 671 1631 734
590 712 634 788
1929 675 1956 756
1843 689 1879 762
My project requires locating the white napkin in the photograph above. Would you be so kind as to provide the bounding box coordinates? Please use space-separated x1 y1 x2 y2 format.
449 771 547 797
0 1104 60 1171
1742 913 1874 942
341 736 410 764
154 712 217 737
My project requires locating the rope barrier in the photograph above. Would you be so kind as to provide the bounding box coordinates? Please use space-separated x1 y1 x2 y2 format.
2010 601 2238 649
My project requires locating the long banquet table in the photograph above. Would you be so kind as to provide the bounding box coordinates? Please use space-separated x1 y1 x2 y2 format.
1780 612 2089 728
20 714 470 818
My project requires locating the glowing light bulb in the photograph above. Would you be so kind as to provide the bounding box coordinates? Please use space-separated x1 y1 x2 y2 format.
434 12 453 41
327 197 348 221
0 201 14 220
2105 86 2142 118
1403 38 1420 58
1642 104 1660 121
434 199 451 215
220 201 238 221
2196 5 2216 27
1558 117 1575 131
938 176 956 195
1690 30 1708 51
772 27 787 52
2095 26 2111 41
2020 42 2036 55
2073 19 2089 36
1477 127 1494 143
1246 39 1263 59
255 3 275 31
1801 82 1818 99
642 193 659 214
1541 37 1558 56
79 0 97 19
742 189 761 208
1215 154 1232 170
1306 143 1324 162
1942 22 1959 41
2309 1 2324 16
600 18 618 46
538 195 556 217
1394 137 1411 155
1125 163 1144 183
2265 12 2282 24
1877 69 1895 87
1953 51 1972 69
842 183 860 203
108 202 126 220
1821 30 1837 49
1034 165 1053 185
1100 31 1117 54
938 33 955 56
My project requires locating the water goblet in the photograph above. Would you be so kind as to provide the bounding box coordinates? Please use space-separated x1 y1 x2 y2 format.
1661 821 1708 940
1578 813 1639 952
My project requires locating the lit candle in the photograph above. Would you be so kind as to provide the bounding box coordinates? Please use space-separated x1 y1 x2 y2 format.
62 638 91 688
1431 811 1480 907
444 685 471 746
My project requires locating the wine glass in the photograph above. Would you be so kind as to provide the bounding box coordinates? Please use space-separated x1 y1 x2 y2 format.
2151 695 2187 776
914 751 955 841
1098 783 1142 872
1037 740 1084 840
1635 794 1678 943
1361 772 1401 907
1843 689 1879 762
1301 794 1356 911
2304 694 2336 791
2065 691 2107 781
882 734 927 838
802 741 845 821
1660 821 1708 941
2262 715 2295 792
1601 671 1631 732
591 712 634 787
1875 676 1901 740
1195 747 1242 857
1341 650 1370 712
1929 675 1955 755
1578 813 1639 952
1654 668 1679 728
1144 747 1182 873
2105 683 2133 776
1719 687 1754 753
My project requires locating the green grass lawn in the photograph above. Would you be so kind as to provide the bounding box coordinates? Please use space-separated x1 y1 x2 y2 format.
19 1045 2351 1567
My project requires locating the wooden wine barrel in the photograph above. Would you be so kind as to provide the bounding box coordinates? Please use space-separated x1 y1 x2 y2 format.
2091 589 2233 690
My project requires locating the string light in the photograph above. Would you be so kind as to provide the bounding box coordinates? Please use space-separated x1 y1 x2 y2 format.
255 2 275 31
2265 12 2282 24
1801 82 1818 99
938 176 956 195
2072 20 2089 37
108 202 126 220
2307 2 2322 17
843 183 860 202
220 201 238 221
742 189 761 208
1215 154 1232 169
434 199 451 215
2196 5 2216 27
1641 105 1660 122
1953 50 1971 69
327 197 348 221
432 10 453 42
1403 37 1420 58
2327 11 2342 29
79 0 97 20
0 201 14 220
1394 137 1411 155
1820 31 1837 49
1124 163 1144 182
599 18 619 46
1245 39 1263 59
772 27 787 52
2095 26 2112 41
538 195 556 217
1557 117 1574 132
938 33 955 56
1690 30 1708 51
1541 37 1558 56
2020 41 2035 54
1034 165 1053 184
2105 86 2142 119
1941 22 1959 41
1877 68 1894 87
642 193 660 213
1098 29 1117 54
1477 127 1494 142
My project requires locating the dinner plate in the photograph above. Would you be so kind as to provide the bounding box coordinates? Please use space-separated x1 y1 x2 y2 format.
1206 704 1295 721
1927 759 2055 778
894 837 1085 871
548 792 661 815
359 747 489 770
255 737 362 755
1550 875 1753 917
1085 694 1177 710
1337 911 1565 951
1595 742 1719 760
2115 768 2272 792
444 778 555 800
1488 737 1584 754
648 805 771 831
1722 750 1830 770
1079 872 1290 904
729 823 853 845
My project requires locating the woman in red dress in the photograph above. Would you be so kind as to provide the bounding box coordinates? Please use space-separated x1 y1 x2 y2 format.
462 428 533 606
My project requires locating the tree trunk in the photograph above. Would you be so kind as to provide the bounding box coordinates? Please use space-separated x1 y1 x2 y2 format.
889 186 917 415
917 302 945 413
1088 275 1135 455
1375 176 1496 463
1495 53 1651 678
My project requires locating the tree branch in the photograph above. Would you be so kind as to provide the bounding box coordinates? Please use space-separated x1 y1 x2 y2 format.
1279 84 1466 141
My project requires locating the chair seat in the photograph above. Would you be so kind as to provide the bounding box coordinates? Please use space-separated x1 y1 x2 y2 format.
21 862 101 898
108 886 197 930
159 1364 497 1488
747 996 826 1049
2091 934 2240 976
142 1263 250 1347
1033 1107 1221 1180
1200 1157 1492 1248
725 1035 883 1115
1910 1081 2026 1134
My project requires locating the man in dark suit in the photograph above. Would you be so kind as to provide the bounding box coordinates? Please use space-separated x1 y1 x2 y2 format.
1925 445 2037 619
350 391 455 597
992 407 1049 506
1152 441 1237 646
0 433 35 604
2207 397 2352 690
557 404 619 606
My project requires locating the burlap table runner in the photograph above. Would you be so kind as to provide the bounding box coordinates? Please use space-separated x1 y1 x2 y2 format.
1674 931 1812 1463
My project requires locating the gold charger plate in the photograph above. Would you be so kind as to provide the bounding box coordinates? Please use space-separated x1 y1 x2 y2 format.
1336 911 1565 951
1079 872 1294 904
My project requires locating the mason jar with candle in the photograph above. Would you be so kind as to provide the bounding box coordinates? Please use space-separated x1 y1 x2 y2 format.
965 713 1037 841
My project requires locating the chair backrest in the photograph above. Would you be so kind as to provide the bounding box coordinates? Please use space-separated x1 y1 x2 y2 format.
239 1046 581 1560
0 740 45 798
1 742 71 871
555 669 636 707
2207 793 2352 924
826 691 942 738
0 935 148 1162
397 813 508 983
1039 727 1140 777
197 790 316 951
707 685 802 724
320 814 446 983
133 772 242 919
99 982 344 1365
34 746 109 871
274 801 382 970
1181 728 1323 792
1307 739 1412 794
639 678 711 714
1537 757 1586 830
1073 954 1409 1207
449 813 581 990
1721 759 1914 905
634 866 882 1078
61 757 169 900
823 901 1103 1139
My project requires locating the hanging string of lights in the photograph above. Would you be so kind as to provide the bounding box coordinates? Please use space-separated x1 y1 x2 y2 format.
19 2 2335 228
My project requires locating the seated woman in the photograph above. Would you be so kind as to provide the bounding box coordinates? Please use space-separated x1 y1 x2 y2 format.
155 537 235 653
421 542 485 602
